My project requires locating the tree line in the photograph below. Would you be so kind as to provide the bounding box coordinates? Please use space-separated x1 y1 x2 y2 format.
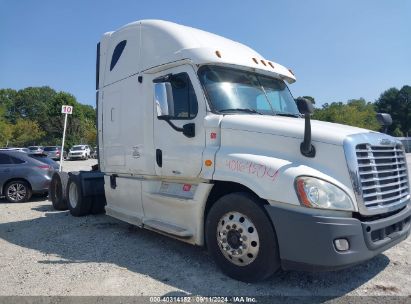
0 84 409 148
0 87 96 148
308 85 411 137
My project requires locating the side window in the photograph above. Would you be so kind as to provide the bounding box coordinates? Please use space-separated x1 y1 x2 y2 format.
10 156 24 164
168 73 198 119
110 40 127 71
0 153 13 165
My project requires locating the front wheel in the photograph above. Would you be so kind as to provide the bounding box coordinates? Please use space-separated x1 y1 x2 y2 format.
206 192 280 282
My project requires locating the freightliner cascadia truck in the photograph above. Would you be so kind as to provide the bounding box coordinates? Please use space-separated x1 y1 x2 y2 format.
49 20 411 282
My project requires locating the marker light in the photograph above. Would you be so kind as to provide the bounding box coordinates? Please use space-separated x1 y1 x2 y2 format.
268 62 275 69
260 60 267 66
295 176 354 211
215 50 222 58
252 58 258 64
288 69 295 76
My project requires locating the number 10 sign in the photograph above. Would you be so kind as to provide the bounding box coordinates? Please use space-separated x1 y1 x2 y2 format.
61 105 73 114
59 105 73 171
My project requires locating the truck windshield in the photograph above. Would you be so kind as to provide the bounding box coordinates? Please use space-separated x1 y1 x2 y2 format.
198 65 300 117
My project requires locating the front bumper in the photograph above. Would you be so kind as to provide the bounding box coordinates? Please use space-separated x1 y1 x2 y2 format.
265 202 411 271
69 154 86 158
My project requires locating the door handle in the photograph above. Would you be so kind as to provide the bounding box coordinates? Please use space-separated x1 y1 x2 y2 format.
156 149 162 168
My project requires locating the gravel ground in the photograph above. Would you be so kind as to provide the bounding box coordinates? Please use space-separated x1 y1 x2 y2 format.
0 157 410 298
60 158 98 172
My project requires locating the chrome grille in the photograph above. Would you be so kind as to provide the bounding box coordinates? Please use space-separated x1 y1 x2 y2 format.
355 144 409 208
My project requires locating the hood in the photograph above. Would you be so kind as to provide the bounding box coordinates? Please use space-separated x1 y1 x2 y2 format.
220 115 375 146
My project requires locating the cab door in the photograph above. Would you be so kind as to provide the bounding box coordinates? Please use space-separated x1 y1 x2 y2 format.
153 65 206 179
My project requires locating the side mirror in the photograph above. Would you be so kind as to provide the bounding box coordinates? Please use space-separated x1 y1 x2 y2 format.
154 82 174 118
296 97 314 115
153 81 196 138
376 113 392 126
296 97 315 157
376 113 392 134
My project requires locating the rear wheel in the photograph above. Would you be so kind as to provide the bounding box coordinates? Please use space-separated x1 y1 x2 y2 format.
206 192 280 282
49 172 69 210
4 180 32 203
66 173 92 216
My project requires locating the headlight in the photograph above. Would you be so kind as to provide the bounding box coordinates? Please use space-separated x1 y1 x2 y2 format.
295 176 354 211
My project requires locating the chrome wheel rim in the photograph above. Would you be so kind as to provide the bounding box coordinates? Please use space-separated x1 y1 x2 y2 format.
68 182 78 209
7 183 27 202
217 211 260 266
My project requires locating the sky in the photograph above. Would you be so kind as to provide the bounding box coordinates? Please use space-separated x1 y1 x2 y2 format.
1 0 410 107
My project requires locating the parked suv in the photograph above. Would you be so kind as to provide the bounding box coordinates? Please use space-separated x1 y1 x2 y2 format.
43 146 65 160
0 151 54 202
68 145 91 160
27 146 44 155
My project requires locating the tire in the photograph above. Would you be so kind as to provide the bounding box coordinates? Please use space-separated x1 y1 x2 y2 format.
66 172 92 216
49 172 69 210
4 180 32 203
205 192 280 282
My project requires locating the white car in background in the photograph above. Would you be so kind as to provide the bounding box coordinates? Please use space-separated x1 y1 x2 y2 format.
68 145 91 160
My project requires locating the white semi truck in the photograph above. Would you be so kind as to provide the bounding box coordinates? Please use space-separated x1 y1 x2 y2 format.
50 20 411 282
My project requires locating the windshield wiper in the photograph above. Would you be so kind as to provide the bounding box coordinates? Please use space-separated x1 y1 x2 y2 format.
217 108 263 115
275 113 301 118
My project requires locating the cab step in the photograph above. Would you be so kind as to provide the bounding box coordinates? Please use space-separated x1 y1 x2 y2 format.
143 219 192 239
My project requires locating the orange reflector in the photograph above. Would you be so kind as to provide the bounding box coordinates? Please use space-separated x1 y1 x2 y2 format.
215 50 222 58
268 62 275 69
205 160 213 167
261 60 267 66
296 179 311 207
252 58 258 64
